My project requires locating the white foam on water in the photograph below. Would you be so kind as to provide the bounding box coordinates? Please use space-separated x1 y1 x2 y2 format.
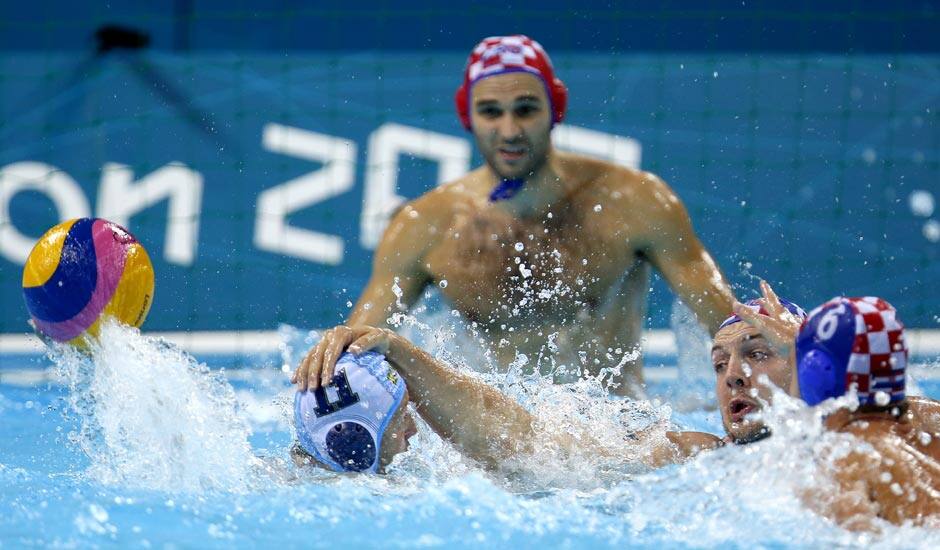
50 320 265 493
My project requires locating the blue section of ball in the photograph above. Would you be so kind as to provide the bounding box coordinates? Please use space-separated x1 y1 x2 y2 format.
23 218 97 323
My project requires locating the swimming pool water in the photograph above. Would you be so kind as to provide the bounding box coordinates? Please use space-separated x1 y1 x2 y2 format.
2 325 940 549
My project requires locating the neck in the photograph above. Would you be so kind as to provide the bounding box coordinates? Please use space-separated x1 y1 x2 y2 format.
490 149 568 217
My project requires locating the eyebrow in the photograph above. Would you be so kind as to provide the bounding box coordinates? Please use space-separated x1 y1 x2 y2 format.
711 334 767 354
474 94 543 106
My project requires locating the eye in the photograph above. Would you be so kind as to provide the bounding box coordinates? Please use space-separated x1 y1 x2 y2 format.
713 361 727 373
476 105 502 118
514 104 540 117
748 349 769 361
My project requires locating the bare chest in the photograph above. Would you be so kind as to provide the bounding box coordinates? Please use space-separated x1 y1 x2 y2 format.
423 209 632 326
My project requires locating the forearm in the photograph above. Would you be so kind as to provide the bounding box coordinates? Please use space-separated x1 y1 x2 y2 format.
386 335 535 468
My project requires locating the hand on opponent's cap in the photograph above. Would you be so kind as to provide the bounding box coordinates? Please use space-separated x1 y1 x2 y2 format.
726 280 806 358
291 325 397 391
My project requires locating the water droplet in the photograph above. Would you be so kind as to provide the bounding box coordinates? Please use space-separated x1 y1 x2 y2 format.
439 280 448 288
593 204 602 212
874 391 891 406
514 242 524 252
923 220 940 242
909 190 935 217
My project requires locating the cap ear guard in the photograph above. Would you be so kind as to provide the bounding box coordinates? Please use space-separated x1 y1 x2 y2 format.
797 349 844 406
455 83 471 130
325 421 377 472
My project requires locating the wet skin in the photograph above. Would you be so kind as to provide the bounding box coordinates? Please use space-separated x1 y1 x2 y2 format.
808 399 940 529
348 71 734 395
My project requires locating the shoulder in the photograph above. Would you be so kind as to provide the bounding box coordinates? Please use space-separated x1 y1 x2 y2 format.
908 397 940 424
561 156 686 219
384 171 482 238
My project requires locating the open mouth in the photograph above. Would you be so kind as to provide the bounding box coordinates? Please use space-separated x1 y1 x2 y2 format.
498 146 527 162
728 398 757 423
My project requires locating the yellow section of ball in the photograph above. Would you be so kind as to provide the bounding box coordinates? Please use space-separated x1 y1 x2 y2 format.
21 218 78 288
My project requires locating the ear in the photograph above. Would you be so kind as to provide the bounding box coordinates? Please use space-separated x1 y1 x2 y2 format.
550 77 568 125
455 83 471 130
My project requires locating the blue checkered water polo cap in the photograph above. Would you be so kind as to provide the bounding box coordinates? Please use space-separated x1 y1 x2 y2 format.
718 298 808 331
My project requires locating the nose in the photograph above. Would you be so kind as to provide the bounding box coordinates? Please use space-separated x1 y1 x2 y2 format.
725 355 750 389
496 113 523 140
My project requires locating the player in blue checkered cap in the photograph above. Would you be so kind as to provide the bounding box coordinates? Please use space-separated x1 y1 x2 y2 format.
793 296 940 529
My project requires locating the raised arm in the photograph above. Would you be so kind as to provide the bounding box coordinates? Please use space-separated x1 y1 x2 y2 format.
634 173 735 335
351 327 537 469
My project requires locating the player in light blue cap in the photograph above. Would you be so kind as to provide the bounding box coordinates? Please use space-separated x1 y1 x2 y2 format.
291 326 723 473
292 351 415 473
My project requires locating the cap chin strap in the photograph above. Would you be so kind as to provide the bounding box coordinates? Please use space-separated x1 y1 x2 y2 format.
489 178 526 202
733 426 771 445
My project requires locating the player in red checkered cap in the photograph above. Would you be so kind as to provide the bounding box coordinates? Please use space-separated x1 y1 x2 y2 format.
794 297 940 529
338 34 736 396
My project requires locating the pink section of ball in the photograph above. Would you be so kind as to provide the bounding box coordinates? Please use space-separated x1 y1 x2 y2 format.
31 220 128 341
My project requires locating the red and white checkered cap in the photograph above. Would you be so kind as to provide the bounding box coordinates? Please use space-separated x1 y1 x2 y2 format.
454 35 568 130
841 297 907 404
804 296 908 405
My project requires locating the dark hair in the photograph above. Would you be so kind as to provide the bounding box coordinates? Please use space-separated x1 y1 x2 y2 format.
325 422 377 472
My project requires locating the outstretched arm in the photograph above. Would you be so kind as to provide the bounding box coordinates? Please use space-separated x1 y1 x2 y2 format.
350 327 536 469
293 325 535 469
293 326 720 470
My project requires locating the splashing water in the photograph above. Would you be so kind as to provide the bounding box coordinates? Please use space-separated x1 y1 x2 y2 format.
670 298 715 412
18 308 940 546
50 320 264 493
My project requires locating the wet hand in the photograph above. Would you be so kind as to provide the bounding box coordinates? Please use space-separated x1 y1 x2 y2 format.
732 280 801 356
347 326 395 357
290 325 396 391
291 326 358 391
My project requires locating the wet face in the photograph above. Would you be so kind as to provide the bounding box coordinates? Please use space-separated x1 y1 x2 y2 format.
712 323 793 443
470 72 553 181
377 390 418 470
